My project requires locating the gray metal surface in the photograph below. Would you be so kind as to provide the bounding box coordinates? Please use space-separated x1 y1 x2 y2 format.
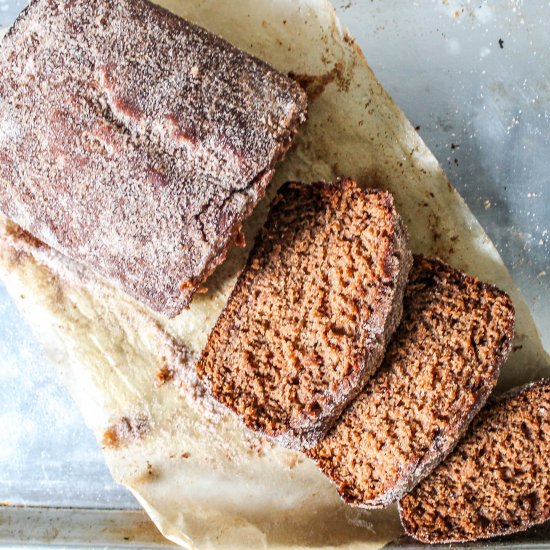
337 0 549 345
0 0 548 546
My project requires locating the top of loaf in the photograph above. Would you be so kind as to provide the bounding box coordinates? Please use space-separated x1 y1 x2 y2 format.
0 0 307 316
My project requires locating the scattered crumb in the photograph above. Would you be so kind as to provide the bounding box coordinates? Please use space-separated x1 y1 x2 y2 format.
451 143 459 149
280 452 303 470
155 357 174 387
499 38 504 49
181 452 190 459
414 125 421 131
484 200 492 210
288 61 350 102
243 433 273 458
134 461 159 484
102 415 149 449
102 428 119 448
512 345 524 353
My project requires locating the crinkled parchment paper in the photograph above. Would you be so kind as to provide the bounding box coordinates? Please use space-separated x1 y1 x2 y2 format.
1 1 549 548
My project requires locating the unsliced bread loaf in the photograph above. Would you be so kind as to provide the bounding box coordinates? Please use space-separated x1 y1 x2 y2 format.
196 179 412 449
307 256 515 507
399 379 550 543
0 0 307 317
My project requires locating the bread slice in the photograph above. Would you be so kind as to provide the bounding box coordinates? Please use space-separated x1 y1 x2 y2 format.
399 379 549 543
306 256 515 507
196 179 412 449
0 0 307 317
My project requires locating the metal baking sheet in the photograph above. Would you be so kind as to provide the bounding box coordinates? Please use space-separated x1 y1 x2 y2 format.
1 0 548 547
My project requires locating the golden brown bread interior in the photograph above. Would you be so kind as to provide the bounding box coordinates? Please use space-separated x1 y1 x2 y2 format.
399 379 549 543
196 178 412 449
307 256 515 507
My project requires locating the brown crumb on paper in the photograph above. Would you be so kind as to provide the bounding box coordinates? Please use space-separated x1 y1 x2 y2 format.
243 432 273 458
155 356 175 387
288 61 350 102
281 452 303 470
102 415 149 449
133 461 160 485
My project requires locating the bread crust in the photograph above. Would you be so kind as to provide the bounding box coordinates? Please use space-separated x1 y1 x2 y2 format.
0 0 307 317
196 178 412 449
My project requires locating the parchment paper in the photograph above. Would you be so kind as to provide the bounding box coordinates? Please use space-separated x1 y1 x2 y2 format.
1 1 548 548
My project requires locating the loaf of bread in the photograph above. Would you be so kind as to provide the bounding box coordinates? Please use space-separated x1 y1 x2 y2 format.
307 256 515 507
399 379 549 543
0 0 307 317
196 179 412 449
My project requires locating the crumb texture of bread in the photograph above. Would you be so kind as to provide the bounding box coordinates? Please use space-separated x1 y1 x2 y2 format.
307 256 516 507
196 179 412 449
0 0 307 317
399 379 550 543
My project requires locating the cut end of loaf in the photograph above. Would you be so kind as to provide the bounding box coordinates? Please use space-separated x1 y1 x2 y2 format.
196 178 412 449
399 379 550 543
307 255 516 508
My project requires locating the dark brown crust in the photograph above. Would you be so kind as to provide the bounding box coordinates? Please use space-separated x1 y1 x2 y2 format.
307 256 516 507
399 379 550 544
196 178 412 449
0 0 307 317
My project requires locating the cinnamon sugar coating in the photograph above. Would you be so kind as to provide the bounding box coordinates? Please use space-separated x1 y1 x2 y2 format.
0 0 307 316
